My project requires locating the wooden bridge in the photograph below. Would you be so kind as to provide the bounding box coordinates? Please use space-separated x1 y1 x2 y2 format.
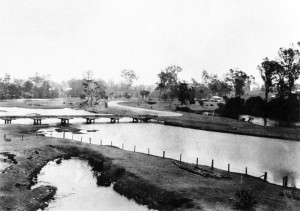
0 114 158 125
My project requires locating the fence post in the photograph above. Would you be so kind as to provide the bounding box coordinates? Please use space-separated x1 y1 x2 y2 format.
211 159 214 170
81 137 82 142
122 143 124 150
134 145 136 152
63 132 65 139
111 141 112 146
180 154 182 162
245 167 247 175
264 172 267 182
228 164 230 173
148 148 150 155
285 176 288 187
163 151 165 158
89 137 91 144
283 176 285 187
100 139 102 145
196 157 198 167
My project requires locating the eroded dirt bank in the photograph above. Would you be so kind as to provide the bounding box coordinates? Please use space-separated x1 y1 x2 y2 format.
0 125 299 211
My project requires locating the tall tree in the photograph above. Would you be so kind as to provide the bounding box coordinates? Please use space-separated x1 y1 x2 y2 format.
155 65 182 100
258 58 282 101
178 81 195 105
226 69 254 97
277 47 300 96
121 69 138 90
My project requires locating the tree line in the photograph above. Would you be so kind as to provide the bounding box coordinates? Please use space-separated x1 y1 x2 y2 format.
0 73 60 99
219 44 300 123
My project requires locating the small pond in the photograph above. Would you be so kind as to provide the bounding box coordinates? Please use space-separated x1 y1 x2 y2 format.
32 158 153 211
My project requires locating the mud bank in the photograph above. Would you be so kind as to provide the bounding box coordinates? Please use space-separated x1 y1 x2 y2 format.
1 125 300 210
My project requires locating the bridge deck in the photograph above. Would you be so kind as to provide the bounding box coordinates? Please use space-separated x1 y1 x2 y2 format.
0 114 158 120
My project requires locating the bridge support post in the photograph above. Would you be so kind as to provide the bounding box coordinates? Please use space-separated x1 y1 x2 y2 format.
33 119 41 125
86 118 94 124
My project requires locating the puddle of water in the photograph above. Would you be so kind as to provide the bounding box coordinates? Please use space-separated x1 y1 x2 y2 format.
32 158 153 211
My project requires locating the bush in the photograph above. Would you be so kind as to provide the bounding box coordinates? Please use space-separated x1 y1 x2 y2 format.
267 95 300 121
215 103 225 115
244 97 265 117
223 97 245 119
234 189 256 210
175 106 191 112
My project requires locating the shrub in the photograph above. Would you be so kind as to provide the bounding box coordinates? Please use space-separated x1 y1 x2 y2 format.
233 189 257 210
244 97 265 117
223 97 245 119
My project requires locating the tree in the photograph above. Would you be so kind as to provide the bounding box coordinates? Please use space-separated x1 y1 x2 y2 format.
82 70 107 107
178 81 195 105
224 97 245 119
258 58 282 101
277 47 300 96
208 78 232 96
23 80 34 98
155 65 182 100
68 79 84 97
156 71 169 100
226 69 254 97
140 90 150 99
121 69 138 90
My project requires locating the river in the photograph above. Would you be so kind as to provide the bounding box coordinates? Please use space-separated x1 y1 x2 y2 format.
0 104 299 188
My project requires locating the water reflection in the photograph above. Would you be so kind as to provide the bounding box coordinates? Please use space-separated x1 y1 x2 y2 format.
32 158 153 211
39 122 300 188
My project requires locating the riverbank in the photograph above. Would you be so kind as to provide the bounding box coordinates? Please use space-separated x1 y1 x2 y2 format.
3 98 299 142
1 124 299 210
118 101 300 141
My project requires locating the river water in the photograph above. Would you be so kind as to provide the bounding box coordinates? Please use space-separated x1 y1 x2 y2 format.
0 105 299 187
31 158 152 211
240 114 300 127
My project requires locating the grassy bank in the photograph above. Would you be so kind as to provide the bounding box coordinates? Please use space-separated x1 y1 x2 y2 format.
1 125 299 210
119 101 300 141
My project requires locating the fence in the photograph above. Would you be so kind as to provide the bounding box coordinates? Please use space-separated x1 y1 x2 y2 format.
5 132 295 189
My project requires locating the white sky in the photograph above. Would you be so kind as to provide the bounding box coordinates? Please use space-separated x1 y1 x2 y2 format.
0 0 300 85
